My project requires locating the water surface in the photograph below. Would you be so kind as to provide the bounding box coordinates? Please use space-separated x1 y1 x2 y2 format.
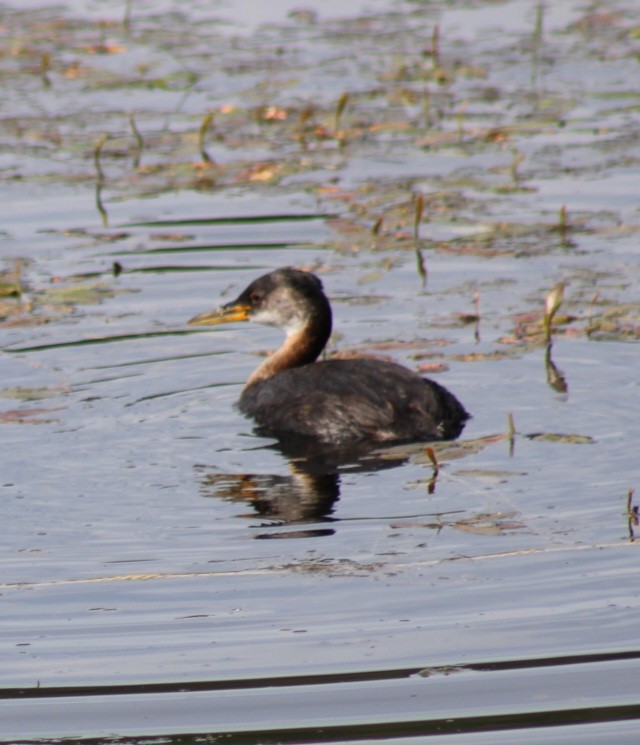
1 0 639 742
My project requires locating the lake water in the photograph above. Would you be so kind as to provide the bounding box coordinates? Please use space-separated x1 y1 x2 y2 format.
1 0 639 742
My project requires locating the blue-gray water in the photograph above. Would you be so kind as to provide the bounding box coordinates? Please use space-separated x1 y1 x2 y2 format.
1 0 639 742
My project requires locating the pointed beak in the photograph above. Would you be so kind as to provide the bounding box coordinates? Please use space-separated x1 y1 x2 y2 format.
188 302 251 326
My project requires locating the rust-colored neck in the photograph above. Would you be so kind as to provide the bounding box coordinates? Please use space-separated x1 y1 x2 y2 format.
247 323 328 386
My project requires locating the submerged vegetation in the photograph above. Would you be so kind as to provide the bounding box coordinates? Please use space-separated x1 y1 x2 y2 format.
1 1 639 344
0 1 638 474
1 7 639 735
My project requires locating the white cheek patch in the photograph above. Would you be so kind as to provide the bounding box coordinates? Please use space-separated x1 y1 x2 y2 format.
251 306 304 332
251 307 280 326
251 286 307 335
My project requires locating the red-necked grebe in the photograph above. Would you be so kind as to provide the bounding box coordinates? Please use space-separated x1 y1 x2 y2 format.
189 267 469 445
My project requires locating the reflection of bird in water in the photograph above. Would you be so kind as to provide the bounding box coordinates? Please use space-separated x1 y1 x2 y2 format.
197 448 416 530
189 267 469 446
198 468 340 529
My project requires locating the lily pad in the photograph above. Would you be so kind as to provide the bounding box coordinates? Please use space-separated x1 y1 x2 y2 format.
0 407 62 424
0 280 21 298
526 432 595 445
0 386 67 401
40 282 118 306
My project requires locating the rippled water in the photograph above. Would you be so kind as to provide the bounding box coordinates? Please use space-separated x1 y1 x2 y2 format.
1 0 639 742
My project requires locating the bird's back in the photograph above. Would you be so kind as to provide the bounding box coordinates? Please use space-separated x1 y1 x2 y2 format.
239 357 468 444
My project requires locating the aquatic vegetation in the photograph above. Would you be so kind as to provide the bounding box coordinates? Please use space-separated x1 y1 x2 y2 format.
1 7 639 741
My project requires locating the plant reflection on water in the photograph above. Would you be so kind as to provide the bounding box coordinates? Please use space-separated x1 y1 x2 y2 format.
544 342 568 395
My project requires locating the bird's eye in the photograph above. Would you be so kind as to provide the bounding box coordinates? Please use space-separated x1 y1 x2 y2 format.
249 291 262 304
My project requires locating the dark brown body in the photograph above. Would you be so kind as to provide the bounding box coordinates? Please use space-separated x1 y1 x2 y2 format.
241 357 468 444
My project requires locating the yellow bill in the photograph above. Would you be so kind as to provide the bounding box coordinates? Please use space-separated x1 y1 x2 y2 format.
188 303 250 326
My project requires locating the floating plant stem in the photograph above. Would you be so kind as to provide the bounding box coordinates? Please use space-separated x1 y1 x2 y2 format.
93 133 108 183
557 204 573 247
431 23 440 67
425 446 439 494
93 133 109 226
543 281 565 343
39 52 51 88
510 147 524 185
0 259 23 298
507 412 515 456
95 181 108 228
11 259 23 296
586 290 600 337
422 84 431 127
413 192 424 244
372 216 384 236
128 111 144 168
425 446 439 471
413 192 427 286
473 291 481 343
627 488 638 542
626 488 635 516
415 250 427 287
558 204 568 231
334 92 349 133
198 111 215 163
